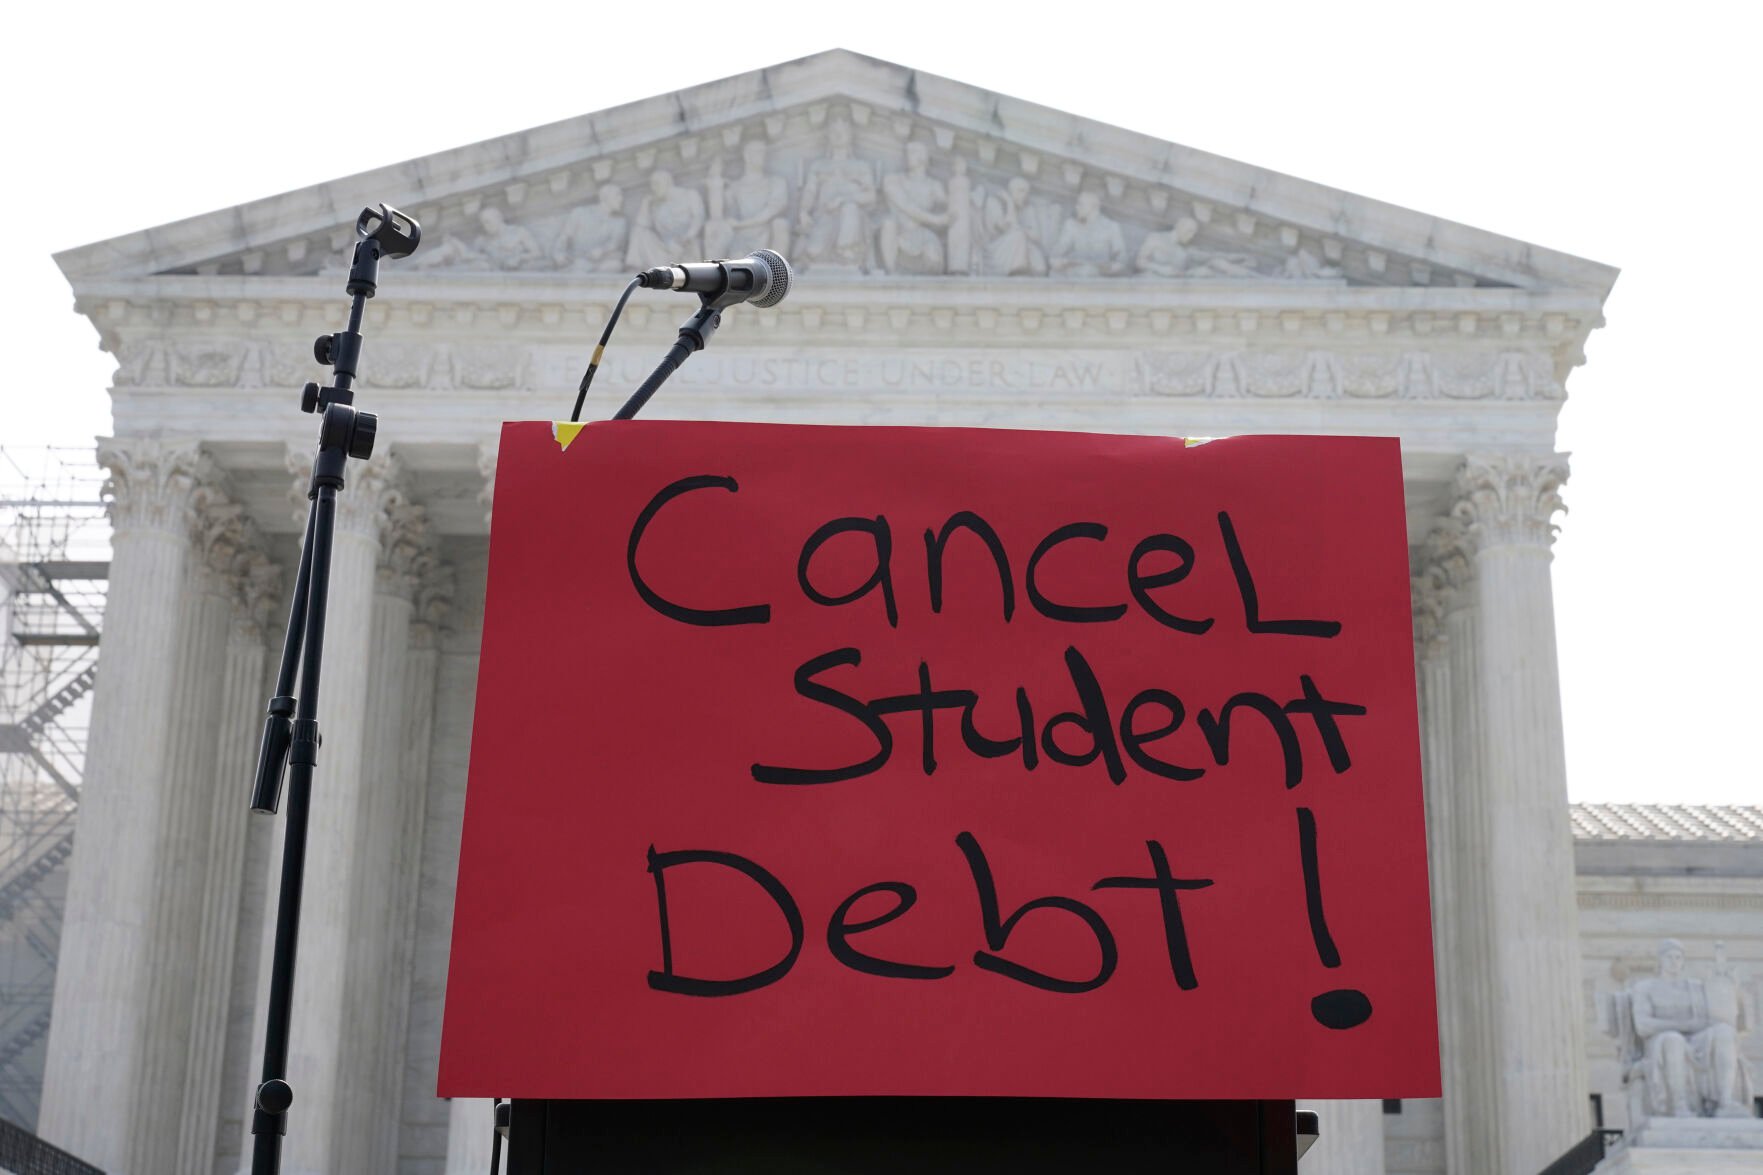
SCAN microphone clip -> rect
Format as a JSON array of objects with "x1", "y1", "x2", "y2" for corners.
[{"x1": 676, "y1": 298, "x2": 723, "y2": 351}]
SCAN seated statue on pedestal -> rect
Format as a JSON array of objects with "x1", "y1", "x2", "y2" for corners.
[{"x1": 1602, "y1": 939, "x2": 1757, "y2": 1127}]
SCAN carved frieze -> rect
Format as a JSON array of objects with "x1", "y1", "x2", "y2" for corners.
[
  {"x1": 358, "y1": 342, "x2": 435, "y2": 389},
  {"x1": 169, "y1": 345, "x2": 245, "y2": 387},
  {"x1": 172, "y1": 101, "x2": 1485, "y2": 289},
  {"x1": 112, "y1": 331, "x2": 1570, "y2": 405},
  {"x1": 1135, "y1": 349, "x2": 1563, "y2": 401},
  {"x1": 113, "y1": 339, "x2": 168, "y2": 387}
]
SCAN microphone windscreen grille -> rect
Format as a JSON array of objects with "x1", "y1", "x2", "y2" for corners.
[{"x1": 752, "y1": 249, "x2": 793, "y2": 308}]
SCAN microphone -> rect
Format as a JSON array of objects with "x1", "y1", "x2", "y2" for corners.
[{"x1": 635, "y1": 249, "x2": 793, "y2": 309}]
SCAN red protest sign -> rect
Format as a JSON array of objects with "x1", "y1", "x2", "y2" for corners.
[{"x1": 439, "y1": 421, "x2": 1438, "y2": 1101}]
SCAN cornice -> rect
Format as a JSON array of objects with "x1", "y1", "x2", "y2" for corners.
[
  {"x1": 70, "y1": 272, "x2": 1611, "y2": 313},
  {"x1": 74, "y1": 277, "x2": 1604, "y2": 362}
]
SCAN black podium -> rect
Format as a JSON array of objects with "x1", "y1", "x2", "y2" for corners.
[{"x1": 508, "y1": 1097, "x2": 1307, "y2": 1173}]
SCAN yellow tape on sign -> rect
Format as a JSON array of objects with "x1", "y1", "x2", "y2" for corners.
[{"x1": 552, "y1": 421, "x2": 589, "y2": 451}]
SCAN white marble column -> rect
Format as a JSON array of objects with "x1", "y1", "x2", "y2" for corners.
[
  {"x1": 1457, "y1": 453, "x2": 1588, "y2": 1173},
  {"x1": 1411, "y1": 568, "x2": 1458, "y2": 1169},
  {"x1": 1418, "y1": 522, "x2": 1504, "y2": 1174},
  {"x1": 257, "y1": 449, "x2": 400, "y2": 1175},
  {"x1": 131, "y1": 481, "x2": 243, "y2": 1174},
  {"x1": 387, "y1": 553, "x2": 451, "y2": 1165},
  {"x1": 215, "y1": 752, "x2": 276, "y2": 1175},
  {"x1": 439, "y1": 480, "x2": 495, "y2": 1175},
  {"x1": 334, "y1": 500, "x2": 439, "y2": 1172},
  {"x1": 176, "y1": 534, "x2": 279, "y2": 1173},
  {"x1": 1298, "y1": 1099, "x2": 1385, "y2": 1175},
  {"x1": 41, "y1": 439, "x2": 210, "y2": 1172}
]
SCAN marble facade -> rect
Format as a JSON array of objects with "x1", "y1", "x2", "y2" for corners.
[{"x1": 42, "y1": 50, "x2": 1630, "y2": 1174}]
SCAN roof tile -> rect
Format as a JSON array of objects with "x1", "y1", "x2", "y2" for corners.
[{"x1": 1570, "y1": 804, "x2": 1763, "y2": 842}]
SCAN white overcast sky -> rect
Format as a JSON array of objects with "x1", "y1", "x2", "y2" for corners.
[{"x1": 4, "y1": 2, "x2": 1757, "y2": 805}]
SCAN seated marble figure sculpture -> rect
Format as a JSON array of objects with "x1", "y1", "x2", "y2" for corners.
[{"x1": 1604, "y1": 938, "x2": 1756, "y2": 1124}]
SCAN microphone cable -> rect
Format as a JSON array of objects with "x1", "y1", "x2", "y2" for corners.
[{"x1": 569, "y1": 275, "x2": 643, "y2": 422}]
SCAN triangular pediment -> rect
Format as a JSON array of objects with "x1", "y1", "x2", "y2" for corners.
[{"x1": 55, "y1": 50, "x2": 1615, "y2": 298}]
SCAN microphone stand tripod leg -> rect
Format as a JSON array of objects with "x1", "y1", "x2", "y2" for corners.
[{"x1": 249, "y1": 428, "x2": 357, "y2": 1174}]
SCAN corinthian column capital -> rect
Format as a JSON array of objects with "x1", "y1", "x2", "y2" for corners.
[
  {"x1": 477, "y1": 437, "x2": 498, "y2": 530},
  {"x1": 235, "y1": 553, "x2": 285, "y2": 641},
  {"x1": 411, "y1": 545, "x2": 457, "y2": 649},
  {"x1": 1453, "y1": 453, "x2": 1570, "y2": 551},
  {"x1": 97, "y1": 436, "x2": 208, "y2": 535},
  {"x1": 189, "y1": 468, "x2": 283, "y2": 635},
  {"x1": 1408, "y1": 515, "x2": 1475, "y2": 658},
  {"x1": 1411, "y1": 574, "x2": 1449, "y2": 655},
  {"x1": 377, "y1": 498, "x2": 433, "y2": 601}
]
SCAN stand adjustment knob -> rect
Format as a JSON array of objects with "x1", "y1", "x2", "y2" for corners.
[
  {"x1": 349, "y1": 412, "x2": 378, "y2": 460},
  {"x1": 256, "y1": 1078, "x2": 294, "y2": 1114},
  {"x1": 313, "y1": 334, "x2": 336, "y2": 365},
  {"x1": 300, "y1": 382, "x2": 322, "y2": 413}
]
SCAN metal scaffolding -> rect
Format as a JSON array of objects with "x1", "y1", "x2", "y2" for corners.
[{"x1": 0, "y1": 448, "x2": 107, "y2": 1130}]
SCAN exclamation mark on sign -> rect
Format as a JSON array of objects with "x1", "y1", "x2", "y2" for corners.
[{"x1": 1298, "y1": 807, "x2": 1373, "y2": 1029}]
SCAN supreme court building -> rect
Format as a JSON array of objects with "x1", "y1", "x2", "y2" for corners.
[{"x1": 31, "y1": 50, "x2": 1763, "y2": 1175}]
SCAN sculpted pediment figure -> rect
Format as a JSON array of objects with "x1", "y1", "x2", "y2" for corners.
[
  {"x1": 979, "y1": 176, "x2": 1049, "y2": 277},
  {"x1": 878, "y1": 141, "x2": 949, "y2": 275},
  {"x1": 1135, "y1": 217, "x2": 1262, "y2": 279},
  {"x1": 625, "y1": 170, "x2": 705, "y2": 269},
  {"x1": 554, "y1": 183, "x2": 629, "y2": 273},
  {"x1": 406, "y1": 207, "x2": 541, "y2": 272},
  {"x1": 796, "y1": 114, "x2": 877, "y2": 271},
  {"x1": 704, "y1": 140, "x2": 791, "y2": 260},
  {"x1": 1050, "y1": 190, "x2": 1127, "y2": 277}
]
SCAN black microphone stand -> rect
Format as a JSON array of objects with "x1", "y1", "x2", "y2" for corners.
[
  {"x1": 613, "y1": 299, "x2": 721, "y2": 420},
  {"x1": 245, "y1": 205, "x2": 420, "y2": 1175}
]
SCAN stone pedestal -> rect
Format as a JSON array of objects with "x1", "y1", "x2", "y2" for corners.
[
  {"x1": 1296, "y1": 1099, "x2": 1385, "y2": 1174},
  {"x1": 1595, "y1": 1120, "x2": 1763, "y2": 1173},
  {"x1": 446, "y1": 1097, "x2": 498, "y2": 1174}
]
